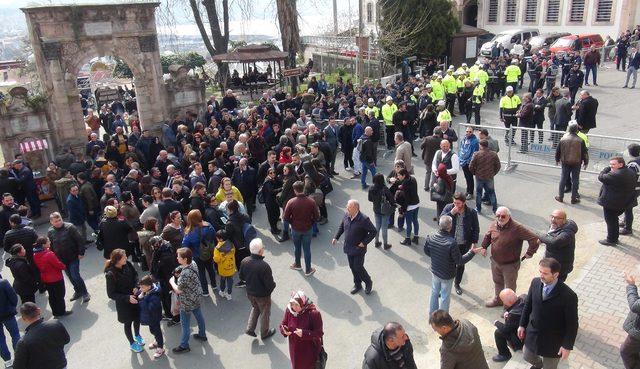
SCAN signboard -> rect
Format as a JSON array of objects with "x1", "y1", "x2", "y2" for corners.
[
  {"x1": 282, "y1": 67, "x2": 303, "y2": 78},
  {"x1": 95, "y1": 87, "x2": 121, "y2": 106},
  {"x1": 466, "y1": 37, "x2": 477, "y2": 59},
  {"x1": 84, "y1": 22, "x2": 113, "y2": 36}
]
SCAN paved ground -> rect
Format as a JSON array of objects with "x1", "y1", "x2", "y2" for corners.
[{"x1": 3, "y1": 65, "x2": 639, "y2": 369}]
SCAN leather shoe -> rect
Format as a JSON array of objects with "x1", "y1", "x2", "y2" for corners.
[
  {"x1": 400, "y1": 238, "x2": 412, "y2": 245},
  {"x1": 571, "y1": 198, "x2": 580, "y2": 204},
  {"x1": 485, "y1": 298, "x2": 503, "y2": 308},
  {"x1": 492, "y1": 354, "x2": 511, "y2": 362},
  {"x1": 454, "y1": 284, "x2": 462, "y2": 295},
  {"x1": 554, "y1": 196, "x2": 563, "y2": 203},
  {"x1": 375, "y1": 241, "x2": 382, "y2": 248},
  {"x1": 277, "y1": 233, "x2": 290, "y2": 242},
  {"x1": 599, "y1": 239, "x2": 618, "y2": 246},
  {"x1": 383, "y1": 243, "x2": 392, "y2": 250},
  {"x1": 620, "y1": 229, "x2": 633, "y2": 235},
  {"x1": 364, "y1": 283, "x2": 373, "y2": 295},
  {"x1": 350, "y1": 285, "x2": 362, "y2": 294},
  {"x1": 245, "y1": 330, "x2": 257, "y2": 337},
  {"x1": 261, "y1": 328, "x2": 276, "y2": 340}
]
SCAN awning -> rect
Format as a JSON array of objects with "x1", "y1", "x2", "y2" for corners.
[{"x1": 20, "y1": 139, "x2": 48, "y2": 153}]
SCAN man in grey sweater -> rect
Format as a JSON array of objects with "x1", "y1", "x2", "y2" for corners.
[{"x1": 424, "y1": 215, "x2": 481, "y2": 314}]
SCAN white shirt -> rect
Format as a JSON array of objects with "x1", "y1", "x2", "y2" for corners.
[{"x1": 431, "y1": 150, "x2": 460, "y2": 175}]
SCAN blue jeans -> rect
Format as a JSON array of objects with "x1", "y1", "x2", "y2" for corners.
[
  {"x1": 179, "y1": 307, "x2": 206, "y2": 348},
  {"x1": 282, "y1": 220, "x2": 290, "y2": 235},
  {"x1": 405, "y1": 207, "x2": 419, "y2": 238},
  {"x1": 220, "y1": 276, "x2": 233, "y2": 294},
  {"x1": 585, "y1": 65, "x2": 597, "y2": 84},
  {"x1": 429, "y1": 273, "x2": 454, "y2": 314},
  {"x1": 0, "y1": 316, "x2": 19, "y2": 361},
  {"x1": 476, "y1": 178, "x2": 497, "y2": 213},
  {"x1": 361, "y1": 161, "x2": 376, "y2": 187},
  {"x1": 65, "y1": 258, "x2": 88, "y2": 296},
  {"x1": 374, "y1": 213, "x2": 390, "y2": 244},
  {"x1": 292, "y1": 229, "x2": 313, "y2": 273}
]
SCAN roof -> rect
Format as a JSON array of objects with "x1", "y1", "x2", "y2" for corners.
[
  {"x1": 452, "y1": 25, "x2": 490, "y2": 38},
  {"x1": 212, "y1": 45, "x2": 288, "y2": 63}
]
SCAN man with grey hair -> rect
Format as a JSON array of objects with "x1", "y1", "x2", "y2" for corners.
[
  {"x1": 555, "y1": 122, "x2": 588, "y2": 204},
  {"x1": 239, "y1": 238, "x2": 276, "y2": 340},
  {"x1": 332, "y1": 199, "x2": 377, "y2": 295},
  {"x1": 574, "y1": 89, "x2": 598, "y2": 134},
  {"x1": 425, "y1": 215, "x2": 479, "y2": 314},
  {"x1": 551, "y1": 88, "x2": 573, "y2": 146}
]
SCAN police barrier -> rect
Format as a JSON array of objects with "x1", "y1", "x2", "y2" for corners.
[{"x1": 456, "y1": 123, "x2": 640, "y2": 174}]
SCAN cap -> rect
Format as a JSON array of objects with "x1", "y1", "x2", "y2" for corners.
[
  {"x1": 437, "y1": 100, "x2": 445, "y2": 106},
  {"x1": 426, "y1": 84, "x2": 432, "y2": 88},
  {"x1": 506, "y1": 86, "x2": 514, "y2": 92},
  {"x1": 511, "y1": 59, "x2": 518, "y2": 64},
  {"x1": 413, "y1": 87, "x2": 420, "y2": 92},
  {"x1": 462, "y1": 63, "x2": 468, "y2": 67},
  {"x1": 386, "y1": 96, "x2": 393, "y2": 102},
  {"x1": 475, "y1": 60, "x2": 481, "y2": 65},
  {"x1": 431, "y1": 73, "x2": 438, "y2": 77},
  {"x1": 308, "y1": 88, "x2": 314, "y2": 93},
  {"x1": 473, "y1": 77, "x2": 479, "y2": 82},
  {"x1": 448, "y1": 65, "x2": 454, "y2": 70},
  {"x1": 368, "y1": 97, "x2": 374, "y2": 103}
]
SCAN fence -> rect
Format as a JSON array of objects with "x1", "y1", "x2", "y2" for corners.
[{"x1": 455, "y1": 123, "x2": 640, "y2": 174}]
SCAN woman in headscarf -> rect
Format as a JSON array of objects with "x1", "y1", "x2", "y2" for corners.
[
  {"x1": 430, "y1": 163, "x2": 455, "y2": 221},
  {"x1": 279, "y1": 291, "x2": 324, "y2": 369}
]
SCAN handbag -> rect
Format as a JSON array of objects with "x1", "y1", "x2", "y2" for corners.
[
  {"x1": 257, "y1": 185, "x2": 265, "y2": 204},
  {"x1": 380, "y1": 190, "x2": 394, "y2": 216},
  {"x1": 170, "y1": 291, "x2": 181, "y2": 316},
  {"x1": 315, "y1": 346, "x2": 328, "y2": 369}
]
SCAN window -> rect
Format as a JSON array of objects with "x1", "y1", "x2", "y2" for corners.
[
  {"x1": 524, "y1": 0, "x2": 537, "y2": 21},
  {"x1": 546, "y1": 0, "x2": 561, "y2": 22},
  {"x1": 505, "y1": 0, "x2": 517, "y2": 22},
  {"x1": 488, "y1": 0, "x2": 499, "y2": 22},
  {"x1": 366, "y1": 2, "x2": 373, "y2": 23},
  {"x1": 569, "y1": 0, "x2": 585, "y2": 22},
  {"x1": 595, "y1": 0, "x2": 613, "y2": 21}
]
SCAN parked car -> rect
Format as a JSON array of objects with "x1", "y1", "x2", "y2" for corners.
[
  {"x1": 546, "y1": 34, "x2": 605, "y2": 57},
  {"x1": 526, "y1": 33, "x2": 571, "y2": 55},
  {"x1": 479, "y1": 28, "x2": 539, "y2": 58}
]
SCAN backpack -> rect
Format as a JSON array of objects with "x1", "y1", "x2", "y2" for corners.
[
  {"x1": 380, "y1": 189, "x2": 394, "y2": 216},
  {"x1": 199, "y1": 227, "x2": 216, "y2": 261},
  {"x1": 242, "y1": 222, "x2": 257, "y2": 250}
]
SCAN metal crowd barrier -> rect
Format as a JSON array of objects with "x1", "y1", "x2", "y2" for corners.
[{"x1": 455, "y1": 123, "x2": 640, "y2": 175}]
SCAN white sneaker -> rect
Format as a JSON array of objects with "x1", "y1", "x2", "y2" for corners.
[
  {"x1": 5, "y1": 359, "x2": 13, "y2": 368},
  {"x1": 225, "y1": 292, "x2": 232, "y2": 301},
  {"x1": 218, "y1": 290, "x2": 226, "y2": 298},
  {"x1": 345, "y1": 167, "x2": 353, "y2": 172}
]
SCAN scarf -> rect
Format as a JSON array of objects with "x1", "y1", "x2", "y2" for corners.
[{"x1": 287, "y1": 290, "x2": 314, "y2": 317}]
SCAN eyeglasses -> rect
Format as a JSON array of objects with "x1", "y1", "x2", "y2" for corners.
[
  {"x1": 550, "y1": 215, "x2": 565, "y2": 219},
  {"x1": 495, "y1": 214, "x2": 508, "y2": 219}
]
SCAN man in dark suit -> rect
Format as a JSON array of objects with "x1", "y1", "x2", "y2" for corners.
[
  {"x1": 518, "y1": 258, "x2": 578, "y2": 369},
  {"x1": 598, "y1": 156, "x2": 637, "y2": 245},
  {"x1": 492, "y1": 288, "x2": 525, "y2": 362},
  {"x1": 551, "y1": 89, "x2": 573, "y2": 146},
  {"x1": 323, "y1": 117, "x2": 340, "y2": 175},
  {"x1": 624, "y1": 47, "x2": 640, "y2": 88},
  {"x1": 232, "y1": 158, "x2": 258, "y2": 218},
  {"x1": 574, "y1": 90, "x2": 598, "y2": 133}
]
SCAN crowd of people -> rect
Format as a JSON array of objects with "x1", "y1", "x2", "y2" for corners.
[{"x1": 0, "y1": 45, "x2": 637, "y2": 369}]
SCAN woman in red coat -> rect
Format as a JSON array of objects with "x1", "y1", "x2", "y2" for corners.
[
  {"x1": 32, "y1": 236, "x2": 71, "y2": 318},
  {"x1": 279, "y1": 291, "x2": 324, "y2": 369}
]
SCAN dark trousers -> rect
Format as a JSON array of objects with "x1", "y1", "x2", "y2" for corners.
[
  {"x1": 461, "y1": 165, "x2": 474, "y2": 195},
  {"x1": 235, "y1": 247, "x2": 251, "y2": 281},
  {"x1": 531, "y1": 118, "x2": 544, "y2": 143},
  {"x1": 266, "y1": 203, "x2": 281, "y2": 232},
  {"x1": 124, "y1": 319, "x2": 141, "y2": 344},
  {"x1": 618, "y1": 54, "x2": 628, "y2": 71},
  {"x1": 65, "y1": 259, "x2": 88, "y2": 297},
  {"x1": 455, "y1": 243, "x2": 471, "y2": 286},
  {"x1": 585, "y1": 65, "x2": 598, "y2": 84},
  {"x1": 446, "y1": 93, "x2": 456, "y2": 114},
  {"x1": 26, "y1": 190, "x2": 41, "y2": 217},
  {"x1": 343, "y1": 147, "x2": 354, "y2": 168},
  {"x1": 46, "y1": 280, "x2": 66, "y2": 316},
  {"x1": 569, "y1": 87, "x2": 579, "y2": 105},
  {"x1": 604, "y1": 207, "x2": 625, "y2": 242},
  {"x1": 194, "y1": 258, "x2": 216, "y2": 292},
  {"x1": 458, "y1": 94, "x2": 467, "y2": 114},
  {"x1": 17, "y1": 292, "x2": 35, "y2": 305},
  {"x1": 621, "y1": 334, "x2": 640, "y2": 369},
  {"x1": 159, "y1": 280, "x2": 178, "y2": 321},
  {"x1": 385, "y1": 126, "x2": 395, "y2": 149},
  {"x1": 494, "y1": 322, "x2": 522, "y2": 357},
  {"x1": 148, "y1": 322, "x2": 164, "y2": 348},
  {"x1": 347, "y1": 253, "x2": 371, "y2": 287},
  {"x1": 558, "y1": 164, "x2": 581, "y2": 200},
  {"x1": 503, "y1": 118, "x2": 517, "y2": 143},
  {"x1": 329, "y1": 149, "x2": 337, "y2": 173},
  {"x1": 519, "y1": 124, "x2": 532, "y2": 152},
  {"x1": 624, "y1": 206, "x2": 636, "y2": 232}
]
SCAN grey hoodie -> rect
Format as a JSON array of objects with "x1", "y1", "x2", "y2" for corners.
[{"x1": 439, "y1": 319, "x2": 489, "y2": 369}]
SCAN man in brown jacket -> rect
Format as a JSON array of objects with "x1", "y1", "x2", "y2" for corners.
[
  {"x1": 421, "y1": 127, "x2": 443, "y2": 190},
  {"x1": 394, "y1": 132, "x2": 413, "y2": 174},
  {"x1": 555, "y1": 122, "x2": 588, "y2": 204},
  {"x1": 479, "y1": 206, "x2": 540, "y2": 307},
  {"x1": 469, "y1": 140, "x2": 502, "y2": 213}
]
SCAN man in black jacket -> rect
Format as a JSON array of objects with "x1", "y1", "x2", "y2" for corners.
[
  {"x1": 492, "y1": 288, "x2": 526, "y2": 362},
  {"x1": 574, "y1": 90, "x2": 598, "y2": 133},
  {"x1": 239, "y1": 238, "x2": 276, "y2": 340},
  {"x1": 13, "y1": 302, "x2": 70, "y2": 369},
  {"x1": 518, "y1": 258, "x2": 578, "y2": 369},
  {"x1": 537, "y1": 209, "x2": 577, "y2": 282},
  {"x1": 362, "y1": 322, "x2": 417, "y2": 369},
  {"x1": 47, "y1": 212, "x2": 90, "y2": 303},
  {"x1": 232, "y1": 158, "x2": 258, "y2": 218},
  {"x1": 332, "y1": 200, "x2": 377, "y2": 295},
  {"x1": 360, "y1": 127, "x2": 377, "y2": 189},
  {"x1": 0, "y1": 193, "x2": 17, "y2": 246},
  {"x1": 3, "y1": 214, "x2": 37, "y2": 261},
  {"x1": 598, "y1": 156, "x2": 637, "y2": 245},
  {"x1": 425, "y1": 215, "x2": 477, "y2": 314}
]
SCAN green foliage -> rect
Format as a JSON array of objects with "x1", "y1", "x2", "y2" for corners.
[
  {"x1": 160, "y1": 52, "x2": 207, "y2": 74},
  {"x1": 378, "y1": 0, "x2": 459, "y2": 61},
  {"x1": 25, "y1": 93, "x2": 48, "y2": 113},
  {"x1": 261, "y1": 41, "x2": 280, "y2": 51},
  {"x1": 113, "y1": 59, "x2": 133, "y2": 79},
  {"x1": 335, "y1": 67, "x2": 347, "y2": 77},
  {"x1": 229, "y1": 40, "x2": 248, "y2": 51}
]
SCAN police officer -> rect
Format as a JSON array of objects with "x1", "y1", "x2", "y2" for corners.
[
  {"x1": 544, "y1": 60, "x2": 559, "y2": 96},
  {"x1": 487, "y1": 61, "x2": 500, "y2": 101},
  {"x1": 443, "y1": 66, "x2": 458, "y2": 116},
  {"x1": 499, "y1": 86, "x2": 521, "y2": 145},
  {"x1": 456, "y1": 71, "x2": 468, "y2": 115},
  {"x1": 436, "y1": 100, "x2": 452, "y2": 125},
  {"x1": 566, "y1": 64, "x2": 584, "y2": 104},
  {"x1": 381, "y1": 96, "x2": 398, "y2": 150},
  {"x1": 469, "y1": 78, "x2": 484, "y2": 126},
  {"x1": 505, "y1": 59, "x2": 521, "y2": 93}
]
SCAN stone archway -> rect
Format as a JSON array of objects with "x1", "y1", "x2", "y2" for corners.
[{"x1": 21, "y1": 3, "x2": 167, "y2": 150}]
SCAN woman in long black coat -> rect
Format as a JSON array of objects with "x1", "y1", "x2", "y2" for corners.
[
  {"x1": 338, "y1": 119, "x2": 355, "y2": 170},
  {"x1": 261, "y1": 168, "x2": 283, "y2": 234},
  {"x1": 105, "y1": 248, "x2": 143, "y2": 352},
  {"x1": 96, "y1": 206, "x2": 134, "y2": 259}
]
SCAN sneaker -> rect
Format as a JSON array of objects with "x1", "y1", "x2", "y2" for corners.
[
  {"x1": 245, "y1": 330, "x2": 257, "y2": 337},
  {"x1": 153, "y1": 348, "x2": 165, "y2": 358},
  {"x1": 219, "y1": 290, "x2": 227, "y2": 298},
  {"x1": 400, "y1": 238, "x2": 411, "y2": 246},
  {"x1": 4, "y1": 359, "x2": 13, "y2": 368},
  {"x1": 225, "y1": 292, "x2": 232, "y2": 301},
  {"x1": 305, "y1": 268, "x2": 316, "y2": 277},
  {"x1": 172, "y1": 346, "x2": 190, "y2": 354},
  {"x1": 261, "y1": 328, "x2": 276, "y2": 340},
  {"x1": 134, "y1": 335, "x2": 145, "y2": 346},
  {"x1": 465, "y1": 193, "x2": 472, "y2": 200},
  {"x1": 290, "y1": 263, "x2": 302, "y2": 271},
  {"x1": 236, "y1": 281, "x2": 246, "y2": 288},
  {"x1": 383, "y1": 243, "x2": 392, "y2": 250},
  {"x1": 202, "y1": 292, "x2": 210, "y2": 297},
  {"x1": 192, "y1": 333, "x2": 207, "y2": 341},
  {"x1": 130, "y1": 342, "x2": 144, "y2": 353},
  {"x1": 149, "y1": 342, "x2": 158, "y2": 349},
  {"x1": 69, "y1": 293, "x2": 81, "y2": 302},
  {"x1": 82, "y1": 294, "x2": 91, "y2": 303},
  {"x1": 167, "y1": 319, "x2": 180, "y2": 327}
]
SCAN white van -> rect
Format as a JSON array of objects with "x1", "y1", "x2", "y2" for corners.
[{"x1": 479, "y1": 28, "x2": 540, "y2": 57}]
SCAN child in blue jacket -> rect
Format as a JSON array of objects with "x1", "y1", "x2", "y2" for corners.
[{"x1": 138, "y1": 275, "x2": 164, "y2": 358}]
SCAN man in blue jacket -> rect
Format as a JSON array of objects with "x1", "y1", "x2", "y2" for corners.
[
  {"x1": 0, "y1": 277, "x2": 20, "y2": 367},
  {"x1": 458, "y1": 127, "x2": 480, "y2": 199},
  {"x1": 332, "y1": 200, "x2": 377, "y2": 295}
]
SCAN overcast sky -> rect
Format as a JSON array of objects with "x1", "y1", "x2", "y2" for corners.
[{"x1": 1, "y1": 0, "x2": 360, "y2": 37}]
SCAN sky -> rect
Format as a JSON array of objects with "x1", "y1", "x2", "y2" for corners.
[{"x1": 0, "y1": 0, "x2": 360, "y2": 37}]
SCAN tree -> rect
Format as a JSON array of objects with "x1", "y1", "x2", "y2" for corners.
[
  {"x1": 276, "y1": 0, "x2": 301, "y2": 95},
  {"x1": 159, "y1": 52, "x2": 207, "y2": 74},
  {"x1": 377, "y1": 0, "x2": 459, "y2": 69},
  {"x1": 229, "y1": 40, "x2": 248, "y2": 52},
  {"x1": 113, "y1": 58, "x2": 133, "y2": 79}
]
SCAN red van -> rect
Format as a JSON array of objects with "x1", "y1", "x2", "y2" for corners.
[{"x1": 547, "y1": 34, "x2": 605, "y2": 57}]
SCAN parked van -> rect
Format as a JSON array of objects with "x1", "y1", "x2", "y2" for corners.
[
  {"x1": 479, "y1": 28, "x2": 540, "y2": 57},
  {"x1": 546, "y1": 34, "x2": 605, "y2": 57},
  {"x1": 527, "y1": 33, "x2": 571, "y2": 55}
]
